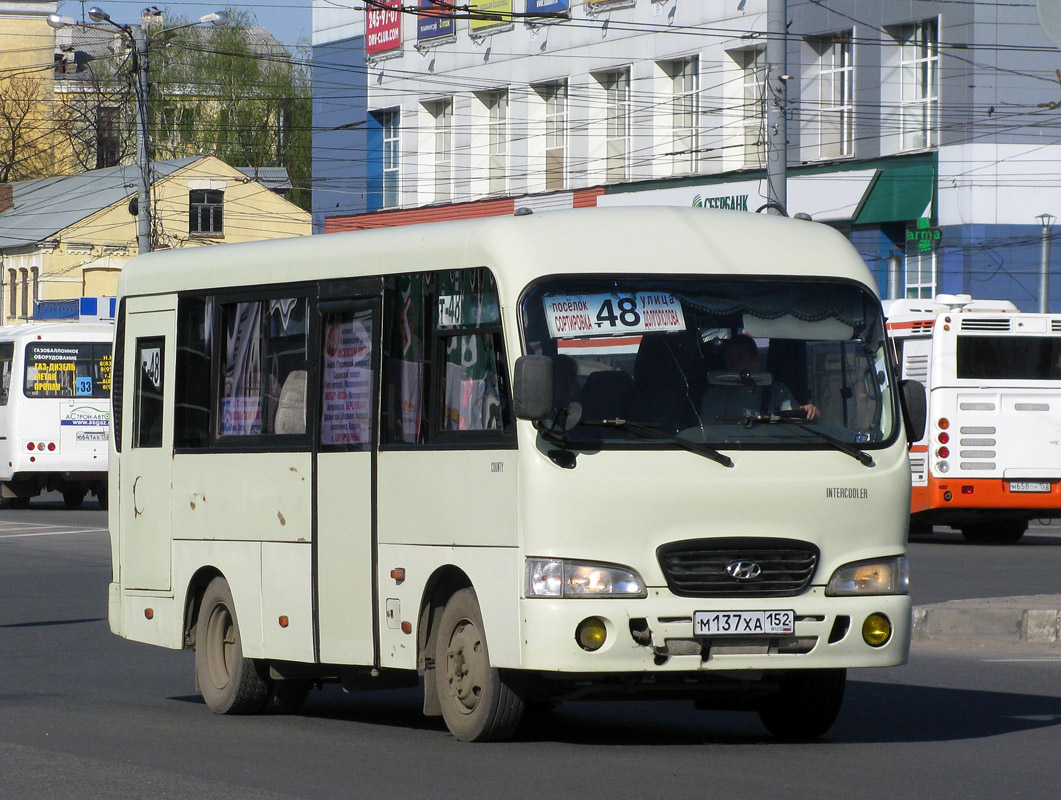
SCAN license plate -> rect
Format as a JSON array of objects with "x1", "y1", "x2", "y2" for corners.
[
  {"x1": 1009, "y1": 481, "x2": 1051, "y2": 493},
  {"x1": 693, "y1": 610, "x2": 795, "y2": 637}
]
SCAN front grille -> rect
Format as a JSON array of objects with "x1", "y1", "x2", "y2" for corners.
[{"x1": 657, "y1": 538, "x2": 819, "y2": 598}]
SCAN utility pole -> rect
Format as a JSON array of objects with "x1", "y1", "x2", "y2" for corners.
[
  {"x1": 131, "y1": 23, "x2": 151, "y2": 255},
  {"x1": 765, "y1": 0, "x2": 787, "y2": 215},
  {"x1": 1038, "y1": 213, "x2": 1055, "y2": 313}
]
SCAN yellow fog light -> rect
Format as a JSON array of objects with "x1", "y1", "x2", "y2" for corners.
[
  {"x1": 862, "y1": 613, "x2": 892, "y2": 647},
  {"x1": 576, "y1": 617, "x2": 608, "y2": 651}
]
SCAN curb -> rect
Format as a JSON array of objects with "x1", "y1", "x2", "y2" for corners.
[{"x1": 912, "y1": 595, "x2": 1061, "y2": 645}]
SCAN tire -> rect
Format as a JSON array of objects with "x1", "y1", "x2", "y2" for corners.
[
  {"x1": 8, "y1": 496, "x2": 31, "y2": 510},
  {"x1": 266, "y1": 679, "x2": 312, "y2": 714},
  {"x1": 63, "y1": 489, "x2": 86, "y2": 509},
  {"x1": 194, "y1": 577, "x2": 270, "y2": 715},
  {"x1": 758, "y1": 669, "x2": 846, "y2": 740},
  {"x1": 961, "y1": 521, "x2": 1026, "y2": 544},
  {"x1": 434, "y1": 587, "x2": 525, "y2": 742}
]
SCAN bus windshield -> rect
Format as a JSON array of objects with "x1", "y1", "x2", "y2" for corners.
[{"x1": 521, "y1": 277, "x2": 897, "y2": 448}]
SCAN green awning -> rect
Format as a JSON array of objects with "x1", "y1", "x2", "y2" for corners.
[{"x1": 853, "y1": 163, "x2": 935, "y2": 225}]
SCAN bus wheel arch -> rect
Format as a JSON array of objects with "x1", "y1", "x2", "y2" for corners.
[
  {"x1": 193, "y1": 574, "x2": 271, "y2": 714},
  {"x1": 432, "y1": 586, "x2": 526, "y2": 741},
  {"x1": 183, "y1": 566, "x2": 224, "y2": 649},
  {"x1": 417, "y1": 566, "x2": 472, "y2": 717}
]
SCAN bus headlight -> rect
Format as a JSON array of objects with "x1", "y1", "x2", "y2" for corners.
[
  {"x1": 826, "y1": 556, "x2": 909, "y2": 596},
  {"x1": 526, "y1": 559, "x2": 646, "y2": 598}
]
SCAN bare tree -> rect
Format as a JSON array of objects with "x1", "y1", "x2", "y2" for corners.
[{"x1": 0, "y1": 75, "x2": 54, "y2": 181}]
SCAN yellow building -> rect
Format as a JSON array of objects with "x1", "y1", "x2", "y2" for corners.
[
  {"x1": 0, "y1": 155, "x2": 311, "y2": 324},
  {"x1": 0, "y1": 0, "x2": 65, "y2": 180}
]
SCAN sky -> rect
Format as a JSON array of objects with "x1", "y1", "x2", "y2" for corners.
[{"x1": 57, "y1": 0, "x2": 313, "y2": 47}]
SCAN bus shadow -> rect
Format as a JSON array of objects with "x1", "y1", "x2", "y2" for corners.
[
  {"x1": 172, "y1": 678, "x2": 1061, "y2": 746},
  {"x1": 909, "y1": 530, "x2": 1061, "y2": 547}
]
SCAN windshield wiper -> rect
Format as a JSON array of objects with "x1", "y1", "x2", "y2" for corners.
[
  {"x1": 589, "y1": 418, "x2": 734, "y2": 468},
  {"x1": 732, "y1": 413, "x2": 875, "y2": 467}
]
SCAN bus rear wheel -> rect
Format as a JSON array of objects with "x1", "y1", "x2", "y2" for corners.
[
  {"x1": 434, "y1": 587, "x2": 525, "y2": 742},
  {"x1": 194, "y1": 577, "x2": 270, "y2": 715},
  {"x1": 960, "y1": 521, "x2": 1026, "y2": 544},
  {"x1": 758, "y1": 669, "x2": 846, "y2": 740}
]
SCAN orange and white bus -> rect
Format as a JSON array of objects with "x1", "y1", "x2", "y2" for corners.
[{"x1": 885, "y1": 294, "x2": 1061, "y2": 543}]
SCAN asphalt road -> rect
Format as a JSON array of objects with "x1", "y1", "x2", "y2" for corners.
[{"x1": 1, "y1": 503, "x2": 1060, "y2": 799}]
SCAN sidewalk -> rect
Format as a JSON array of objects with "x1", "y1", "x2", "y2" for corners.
[{"x1": 913, "y1": 595, "x2": 1061, "y2": 645}]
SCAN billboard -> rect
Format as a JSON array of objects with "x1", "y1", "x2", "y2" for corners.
[
  {"x1": 470, "y1": 0, "x2": 512, "y2": 34},
  {"x1": 366, "y1": 0, "x2": 402, "y2": 57},
  {"x1": 527, "y1": 0, "x2": 569, "y2": 13},
  {"x1": 417, "y1": 0, "x2": 455, "y2": 44}
]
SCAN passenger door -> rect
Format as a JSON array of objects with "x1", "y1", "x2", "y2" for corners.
[
  {"x1": 314, "y1": 287, "x2": 381, "y2": 665},
  {"x1": 118, "y1": 307, "x2": 174, "y2": 591}
]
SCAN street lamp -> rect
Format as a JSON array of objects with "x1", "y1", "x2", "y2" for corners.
[
  {"x1": 48, "y1": 8, "x2": 229, "y2": 255},
  {"x1": 1037, "y1": 213, "x2": 1055, "y2": 314}
]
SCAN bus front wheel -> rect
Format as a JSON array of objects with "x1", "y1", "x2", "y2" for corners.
[
  {"x1": 194, "y1": 577, "x2": 270, "y2": 715},
  {"x1": 434, "y1": 587, "x2": 525, "y2": 742},
  {"x1": 757, "y1": 669, "x2": 846, "y2": 740}
]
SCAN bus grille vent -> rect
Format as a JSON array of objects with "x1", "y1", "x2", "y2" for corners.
[
  {"x1": 657, "y1": 538, "x2": 819, "y2": 598},
  {"x1": 960, "y1": 318, "x2": 1011, "y2": 331},
  {"x1": 1053, "y1": 320, "x2": 1061, "y2": 333}
]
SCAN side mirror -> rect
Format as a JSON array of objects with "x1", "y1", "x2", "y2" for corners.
[
  {"x1": 513, "y1": 355, "x2": 554, "y2": 421},
  {"x1": 900, "y1": 379, "x2": 927, "y2": 444}
]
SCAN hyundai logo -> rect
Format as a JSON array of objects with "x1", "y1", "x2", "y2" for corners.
[{"x1": 726, "y1": 560, "x2": 763, "y2": 581}]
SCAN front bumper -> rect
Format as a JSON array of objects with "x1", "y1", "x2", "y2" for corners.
[{"x1": 518, "y1": 586, "x2": 911, "y2": 673}]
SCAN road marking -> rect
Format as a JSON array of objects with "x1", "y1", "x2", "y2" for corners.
[
  {"x1": 983, "y1": 658, "x2": 1061, "y2": 663},
  {"x1": 0, "y1": 527, "x2": 108, "y2": 539}
]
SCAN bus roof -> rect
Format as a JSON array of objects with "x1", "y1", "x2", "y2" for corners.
[
  {"x1": 0, "y1": 321, "x2": 114, "y2": 341},
  {"x1": 116, "y1": 207, "x2": 876, "y2": 301}
]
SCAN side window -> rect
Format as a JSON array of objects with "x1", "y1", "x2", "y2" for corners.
[
  {"x1": 175, "y1": 296, "x2": 212, "y2": 448},
  {"x1": 381, "y1": 275, "x2": 426, "y2": 444},
  {"x1": 219, "y1": 297, "x2": 308, "y2": 438},
  {"x1": 435, "y1": 269, "x2": 509, "y2": 437},
  {"x1": 320, "y1": 303, "x2": 377, "y2": 449},
  {"x1": 134, "y1": 337, "x2": 165, "y2": 449},
  {"x1": 381, "y1": 268, "x2": 511, "y2": 445},
  {"x1": 0, "y1": 342, "x2": 12, "y2": 405}
]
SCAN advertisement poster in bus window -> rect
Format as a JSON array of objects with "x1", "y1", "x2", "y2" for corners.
[
  {"x1": 366, "y1": 0, "x2": 402, "y2": 58},
  {"x1": 25, "y1": 343, "x2": 111, "y2": 398},
  {"x1": 470, "y1": 0, "x2": 512, "y2": 34},
  {"x1": 221, "y1": 302, "x2": 263, "y2": 436},
  {"x1": 322, "y1": 311, "x2": 375, "y2": 446},
  {"x1": 417, "y1": 0, "x2": 455, "y2": 43}
]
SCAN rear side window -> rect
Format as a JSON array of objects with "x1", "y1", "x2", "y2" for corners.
[{"x1": 0, "y1": 342, "x2": 12, "y2": 405}]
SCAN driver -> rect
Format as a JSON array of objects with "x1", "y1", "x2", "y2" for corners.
[{"x1": 700, "y1": 334, "x2": 820, "y2": 422}]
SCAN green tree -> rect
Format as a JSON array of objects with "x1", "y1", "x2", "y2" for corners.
[{"x1": 147, "y1": 10, "x2": 311, "y2": 209}]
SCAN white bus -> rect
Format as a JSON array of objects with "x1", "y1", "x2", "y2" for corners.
[
  {"x1": 108, "y1": 208, "x2": 924, "y2": 741},
  {"x1": 885, "y1": 294, "x2": 1061, "y2": 543},
  {"x1": 0, "y1": 322, "x2": 113, "y2": 509}
]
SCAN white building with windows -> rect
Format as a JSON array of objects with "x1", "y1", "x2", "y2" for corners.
[{"x1": 311, "y1": 1, "x2": 1061, "y2": 308}]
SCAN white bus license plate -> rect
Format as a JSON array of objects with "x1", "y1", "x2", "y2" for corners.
[
  {"x1": 1009, "y1": 481, "x2": 1050, "y2": 493},
  {"x1": 694, "y1": 610, "x2": 795, "y2": 637}
]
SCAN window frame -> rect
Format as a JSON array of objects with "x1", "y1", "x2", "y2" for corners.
[
  {"x1": 897, "y1": 19, "x2": 939, "y2": 152},
  {"x1": 189, "y1": 188, "x2": 224, "y2": 237},
  {"x1": 815, "y1": 33, "x2": 854, "y2": 159}
]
